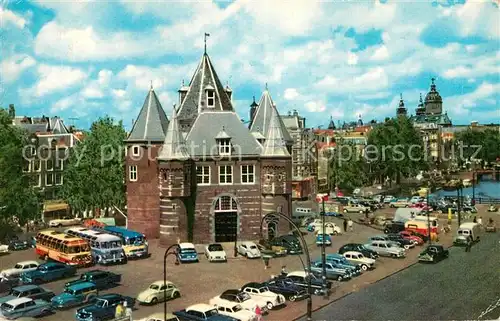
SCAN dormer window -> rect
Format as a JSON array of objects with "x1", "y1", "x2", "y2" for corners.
[
  {"x1": 219, "y1": 139, "x2": 231, "y2": 155},
  {"x1": 206, "y1": 85, "x2": 215, "y2": 108}
]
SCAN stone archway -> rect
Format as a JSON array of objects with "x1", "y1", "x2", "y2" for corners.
[{"x1": 210, "y1": 194, "x2": 241, "y2": 243}]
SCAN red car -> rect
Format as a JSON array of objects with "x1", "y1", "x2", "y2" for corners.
[
  {"x1": 399, "y1": 231, "x2": 424, "y2": 245},
  {"x1": 410, "y1": 203, "x2": 433, "y2": 212}
]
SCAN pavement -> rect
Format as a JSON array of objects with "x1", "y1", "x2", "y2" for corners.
[
  {"x1": 0, "y1": 207, "x2": 496, "y2": 321},
  {"x1": 298, "y1": 231, "x2": 500, "y2": 321}
]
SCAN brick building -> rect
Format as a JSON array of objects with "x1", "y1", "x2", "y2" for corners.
[{"x1": 125, "y1": 52, "x2": 292, "y2": 245}]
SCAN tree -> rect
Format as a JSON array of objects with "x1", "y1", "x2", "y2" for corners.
[
  {"x1": 0, "y1": 108, "x2": 41, "y2": 239},
  {"x1": 59, "y1": 117, "x2": 127, "y2": 215},
  {"x1": 455, "y1": 128, "x2": 500, "y2": 167},
  {"x1": 328, "y1": 140, "x2": 368, "y2": 192}
]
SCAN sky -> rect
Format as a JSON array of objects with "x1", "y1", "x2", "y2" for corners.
[{"x1": 0, "y1": 0, "x2": 499, "y2": 131}]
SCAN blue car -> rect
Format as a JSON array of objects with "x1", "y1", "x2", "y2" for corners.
[
  {"x1": 325, "y1": 254, "x2": 362, "y2": 276},
  {"x1": 51, "y1": 282, "x2": 98, "y2": 309},
  {"x1": 315, "y1": 234, "x2": 332, "y2": 246},
  {"x1": 20, "y1": 262, "x2": 77, "y2": 285},
  {"x1": 177, "y1": 243, "x2": 198, "y2": 263}
]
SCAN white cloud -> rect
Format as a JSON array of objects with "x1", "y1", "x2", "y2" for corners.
[
  {"x1": 347, "y1": 52, "x2": 359, "y2": 65},
  {"x1": 284, "y1": 88, "x2": 300, "y2": 100},
  {"x1": 305, "y1": 101, "x2": 326, "y2": 113},
  {"x1": 98, "y1": 70, "x2": 112, "y2": 85},
  {"x1": 81, "y1": 83, "x2": 104, "y2": 99},
  {"x1": 315, "y1": 76, "x2": 339, "y2": 88},
  {"x1": 31, "y1": 65, "x2": 88, "y2": 97},
  {"x1": 371, "y1": 45, "x2": 390, "y2": 61},
  {"x1": 112, "y1": 89, "x2": 127, "y2": 98},
  {"x1": 446, "y1": 82, "x2": 500, "y2": 109},
  {"x1": 442, "y1": 54, "x2": 500, "y2": 79},
  {"x1": 454, "y1": 1, "x2": 499, "y2": 39},
  {"x1": 0, "y1": 8, "x2": 27, "y2": 29},
  {"x1": 0, "y1": 55, "x2": 36, "y2": 83}
]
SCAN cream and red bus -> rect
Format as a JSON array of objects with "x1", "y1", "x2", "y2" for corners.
[{"x1": 35, "y1": 230, "x2": 93, "y2": 267}]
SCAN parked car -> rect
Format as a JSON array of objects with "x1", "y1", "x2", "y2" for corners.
[
  {"x1": 383, "y1": 221, "x2": 406, "y2": 234},
  {"x1": 177, "y1": 243, "x2": 199, "y2": 263},
  {"x1": 212, "y1": 300, "x2": 257, "y2": 321},
  {"x1": 0, "y1": 243, "x2": 9, "y2": 255},
  {"x1": 48, "y1": 217, "x2": 82, "y2": 227},
  {"x1": 485, "y1": 219, "x2": 496, "y2": 232},
  {"x1": 364, "y1": 241, "x2": 406, "y2": 258},
  {"x1": 173, "y1": 303, "x2": 238, "y2": 321},
  {"x1": 141, "y1": 312, "x2": 180, "y2": 321},
  {"x1": 284, "y1": 271, "x2": 331, "y2": 296},
  {"x1": 268, "y1": 235, "x2": 303, "y2": 254},
  {"x1": 0, "y1": 285, "x2": 55, "y2": 304},
  {"x1": 315, "y1": 234, "x2": 331, "y2": 246},
  {"x1": 240, "y1": 282, "x2": 286, "y2": 310},
  {"x1": 389, "y1": 198, "x2": 411, "y2": 208},
  {"x1": 385, "y1": 234, "x2": 416, "y2": 250},
  {"x1": 341, "y1": 251, "x2": 375, "y2": 271},
  {"x1": 257, "y1": 240, "x2": 287, "y2": 257},
  {"x1": 309, "y1": 261, "x2": 351, "y2": 281},
  {"x1": 263, "y1": 277, "x2": 308, "y2": 302},
  {"x1": 343, "y1": 204, "x2": 369, "y2": 214},
  {"x1": 19, "y1": 262, "x2": 77, "y2": 285},
  {"x1": 8, "y1": 240, "x2": 29, "y2": 251},
  {"x1": 418, "y1": 245, "x2": 449, "y2": 263},
  {"x1": 65, "y1": 270, "x2": 121, "y2": 290},
  {"x1": 0, "y1": 261, "x2": 39, "y2": 284},
  {"x1": 75, "y1": 293, "x2": 135, "y2": 321},
  {"x1": 137, "y1": 280, "x2": 180, "y2": 305},
  {"x1": 325, "y1": 254, "x2": 362, "y2": 276},
  {"x1": 237, "y1": 242, "x2": 261, "y2": 259},
  {"x1": 410, "y1": 196, "x2": 423, "y2": 204},
  {"x1": 383, "y1": 195, "x2": 395, "y2": 203},
  {"x1": 338, "y1": 243, "x2": 378, "y2": 259},
  {"x1": 209, "y1": 290, "x2": 268, "y2": 314},
  {"x1": 399, "y1": 231, "x2": 424, "y2": 245},
  {"x1": 0, "y1": 297, "x2": 53, "y2": 319},
  {"x1": 51, "y1": 282, "x2": 98, "y2": 309},
  {"x1": 204, "y1": 244, "x2": 227, "y2": 263}
]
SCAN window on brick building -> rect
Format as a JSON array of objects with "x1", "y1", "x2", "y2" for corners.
[
  {"x1": 206, "y1": 90, "x2": 215, "y2": 108},
  {"x1": 129, "y1": 165, "x2": 138, "y2": 182},
  {"x1": 33, "y1": 160, "x2": 41, "y2": 172},
  {"x1": 132, "y1": 145, "x2": 140, "y2": 156},
  {"x1": 241, "y1": 165, "x2": 255, "y2": 184},
  {"x1": 219, "y1": 165, "x2": 233, "y2": 184},
  {"x1": 46, "y1": 159, "x2": 53, "y2": 171},
  {"x1": 23, "y1": 160, "x2": 31, "y2": 172},
  {"x1": 218, "y1": 139, "x2": 231, "y2": 155},
  {"x1": 196, "y1": 166, "x2": 210, "y2": 185},
  {"x1": 46, "y1": 173, "x2": 54, "y2": 186},
  {"x1": 55, "y1": 173, "x2": 63, "y2": 185}
]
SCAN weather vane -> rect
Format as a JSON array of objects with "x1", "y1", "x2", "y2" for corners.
[{"x1": 204, "y1": 33, "x2": 210, "y2": 54}]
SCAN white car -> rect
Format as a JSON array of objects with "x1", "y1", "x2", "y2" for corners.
[
  {"x1": 213, "y1": 301, "x2": 258, "y2": 321},
  {"x1": 314, "y1": 222, "x2": 342, "y2": 235},
  {"x1": 240, "y1": 282, "x2": 286, "y2": 310},
  {"x1": 204, "y1": 243, "x2": 227, "y2": 262},
  {"x1": 0, "y1": 244, "x2": 8, "y2": 254},
  {"x1": 342, "y1": 251, "x2": 375, "y2": 271},
  {"x1": 383, "y1": 195, "x2": 395, "y2": 203},
  {"x1": 48, "y1": 217, "x2": 81, "y2": 227},
  {"x1": 0, "y1": 261, "x2": 39, "y2": 283},
  {"x1": 237, "y1": 242, "x2": 261, "y2": 259},
  {"x1": 210, "y1": 290, "x2": 268, "y2": 313}
]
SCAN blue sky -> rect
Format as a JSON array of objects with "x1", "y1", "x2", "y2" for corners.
[{"x1": 1, "y1": 0, "x2": 499, "y2": 130}]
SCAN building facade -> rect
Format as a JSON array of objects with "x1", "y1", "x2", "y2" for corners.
[{"x1": 125, "y1": 52, "x2": 292, "y2": 245}]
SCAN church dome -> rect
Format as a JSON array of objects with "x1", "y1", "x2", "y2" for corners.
[{"x1": 425, "y1": 78, "x2": 442, "y2": 104}]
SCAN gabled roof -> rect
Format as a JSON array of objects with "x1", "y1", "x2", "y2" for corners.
[
  {"x1": 186, "y1": 111, "x2": 262, "y2": 157},
  {"x1": 249, "y1": 89, "x2": 293, "y2": 144},
  {"x1": 157, "y1": 107, "x2": 190, "y2": 161},
  {"x1": 51, "y1": 118, "x2": 68, "y2": 134},
  {"x1": 127, "y1": 87, "x2": 169, "y2": 143},
  {"x1": 261, "y1": 107, "x2": 290, "y2": 158},
  {"x1": 176, "y1": 53, "x2": 233, "y2": 123}
]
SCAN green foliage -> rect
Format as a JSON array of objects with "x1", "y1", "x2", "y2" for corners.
[
  {"x1": 59, "y1": 116, "x2": 127, "y2": 213},
  {"x1": 455, "y1": 128, "x2": 500, "y2": 165},
  {"x1": 328, "y1": 139, "x2": 369, "y2": 192},
  {"x1": 0, "y1": 109, "x2": 41, "y2": 227}
]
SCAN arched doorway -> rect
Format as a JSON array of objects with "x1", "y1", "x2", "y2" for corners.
[{"x1": 213, "y1": 195, "x2": 239, "y2": 242}]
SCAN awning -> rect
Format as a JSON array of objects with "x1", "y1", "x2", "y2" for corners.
[{"x1": 43, "y1": 202, "x2": 69, "y2": 212}]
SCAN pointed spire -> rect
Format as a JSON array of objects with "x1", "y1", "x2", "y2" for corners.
[
  {"x1": 265, "y1": 82, "x2": 268, "y2": 90},
  {"x1": 150, "y1": 80, "x2": 153, "y2": 90},
  {"x1": 157, "y1": 105, "x2": 190, "y2": 160},
  {"x1": 399, "y1": 93, "x2": 405, "y2": 108},
  {"x1": 128, "y1": 88, "x2": 169, "y2": 142},
  {"x1": 261, "y1": 107, "x2": 290, "y2": 158},
  {"x1": 250, "y1": 96, "x2": 258, "y2": 107},
  {"x1": 328, "y1": 116, "x2": 336, "y2": 130},
  {"x1": 419, "y1": 93, "x2": 424, "y2": 106}
]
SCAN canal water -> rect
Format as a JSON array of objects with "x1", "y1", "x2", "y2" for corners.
[{"x1": 432, "y1": 180, "x2": 500, "y2": 199}]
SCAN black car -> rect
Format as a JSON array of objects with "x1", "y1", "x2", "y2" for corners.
[
  {"x1": 418, "y1": 244, "x2": 449, "y2": 263},
  {"x1": 280, "y1": 273, "x2": 331, "y2": 296},
  {"x1": 384, "y1": 221, "x2": 405, "y2": 234},
  {"x1": 269, "y1": 235, "x2": 303, "y2": 254},
  {"x1": 385, "y1": 234, "x2": 414, "y2": 249},
  {"x1": 263, "y1": 278, "x2": 308, "y2": 302},
  {"x1": 359, "y1": 201, "x2": 377, "y2": 212},
  {"x1": 338, "y1": 243, "x2": 378, "y2": 259},
  {"x1": 8, "y1": 240, "x2": 29, "y2": 251}
]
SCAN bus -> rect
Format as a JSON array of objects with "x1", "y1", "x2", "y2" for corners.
[
  {"x1": 65, "y1": 227, "x2": 126, "y2": 265},
  {"x1": 98, "y1": 226, "x2": 149, "y2": 259},
  {"x1": 35, "y1": 230, "x2": 92, "y2": 267}
]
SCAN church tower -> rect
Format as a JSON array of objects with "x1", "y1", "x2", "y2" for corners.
[
  {"x1": 424, "y1": 78, "x2": 443, "y2": 115},
  {"x1": 415, "y1": 93, "x2": 426, "y2": 116},
  {"x1": 157, "y1": 106, "x2": 193, "y2": 245},
  {"x1": 126, "y1": 85, "x2": 169, "y2": 238},
  {"x1": 396, "y1": 93, "x2": 407, "y2": 117}
]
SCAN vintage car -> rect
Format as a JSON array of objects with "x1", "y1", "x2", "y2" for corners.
[
  {"x1": 137, "y1": 280, "x2": 180, "y2": 305},
  {"x1": 385, "y1": 234, "x2": 416, "y2": 250},
  {"x1": 240, "y1": 282, "x2": 286, "y2": 310},
  {"x1": 65, "y1": 270, "x2": 121, "y2": 290},
  {"x1": 263, "y1": 277, "x2": 308, "y2": 302},
  {"x1": 399, "y1": 231, "x2": 424, "y2": 245},
  {"x1": 75, "y1": 293, "x2": 135, "y2": 321},
  {"x1": 19, "y1": 262, "x2": 77, "y2": 285},
  {"x1": 213, "y1": 301, "x2": 258, "y2": 321},
  {"x1": 364, "y1": 240, "x2": 406, "y2": 258},
  {"x1": 0, "y1": 285, "x2": 55, "y2": 304},
  {"x1": 48, "y1": 216, "x2": 82, "y2": 227},
  {"x1": 0, "y1": 243, "x2": 9, "y2": 255},
  {"x1": 315, "y1": 234, "x2": 332, "y2": 246},
  {"x1": 8, "y1": 240, "x2": 29, "y2": 251},
  {"x1": 343, "y1": 204, "x2": 369, "y2": 214},
  {"x1": 389, "y1": 198, "x2": 411, "y2": 208},
  {"x1": 173, "y1": 304, "x2": 238, "y2": 321},
  {"x1": 418, "y1": 245, "x2": 449, "y2": 263},
  {"x1": 204, "y1": 244, "x2": 227, "y2": 262},
  {"x1": 268, "y1": 235, "x2": 303, "y2": 254},
  {"x1": 0, "y1": 297, "x2": 53, "y2": 319},
  {"x1": 383, "y1": 195, "x2": 395, "y2": 203},
  {"x1": 325, "y1": 254, "x2": 362, "y2": 276},
  {"x1": 309, "y1": 261, "x2": 352, "y2": 281},
  {"x1": 210, "y1": 290, "x2": 268, "y2": 313},
  {"x1": 307, "y1": 220, "x2": 342, "y2": 235},
  {"x1": 237, "y1": 242, "x2": 261, "y2": 259},
  {"x1": 487, "y1": 205, "x2": 498, "y2": 212},
  {"x1": 50, "y1": 282, "x2": 98, "y2": 309},
  {"x1": 284, "y1": 271, "x2": 331, "y2": 295},
  {"x1": 338, "y1": 243, "x2": 378, "y2": 259},
  {"x1": 0, "y1": 261, "x2": 39, "y2": 284},
  {"x1": 384, "y1": 221, "x2": 406, "y2": 234},
  {"x1": 140, "y1": 312, "x2": 180, "y2": 321},
  {"x1": 486, "y1": 220, "x2": 496, "y2": 232},
  {"x1": 257, "y1": 240, "x2": 287, "y2": 257},
  {"x1": 177, "y1": 243, "x2": 199, "y2": 263},
  {"x1": 342, "y1": 251, "x2": 375, "y2": 271}
]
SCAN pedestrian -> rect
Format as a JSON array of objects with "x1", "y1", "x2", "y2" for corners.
[
  {"x1": 115, "y1": 301, "x2": 124, "y2": 318},
  {"x1": 465, "y1": 236, "x2": 472, "y2": 252},
  {"x1": 343, "y1": 218, "x2": 348, "y2": 232},
  {"x1": 347, "y1": 218, "x2": 354, "y2": 232},
  {"x1": 477, "y1": 216, "x2": 483, "y2": 226},
  {"x1": 263, "y1": 256, "x2": 270, "y2": 270},
  {"x1": 281, "y1": 265, "x2": 287, "y2": 276},
  {"x1": 473, "y1": 216, "x2": 477, "y2": 223},
  {"x1": 124, "y1": 300, "x2": 132, "y2": 319},
  {"x1": 254, "y1": 304, "x2": 263, "y2": 321}
]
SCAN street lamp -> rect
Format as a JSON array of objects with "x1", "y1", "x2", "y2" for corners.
[
  {"x1": 163, "y1": 244, "x2": 180, "y2": 321},
  {"x1": 457, "y1": 180, "x2": 463, "y2": 227},
  {"x1": 259, "y1": 212, "x2": 313, "y2": 321},
  {"x1": 316, "y1": 194, "x2": 329, "y2": 300},
  {"x1": 426, "y1": 186, "x2": 431, "y2": 245}
]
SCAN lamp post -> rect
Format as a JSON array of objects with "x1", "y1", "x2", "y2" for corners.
[
  {"x1": 163, "y1": 244, "x2": 180, "y2": 321},
  {"x1": 457, "y1": 180, "x2": 462, "y2": 227},
  {"x1": 426, "y1": 186, "x2": 431, "y2": 245},
  {"x1": 316, "y1": 194, "x2": 329, "y2": 300},
  {"x1": 472, "y1": 169, "x2": 476, "y2": 206},
  {"x1": 260, "y1": 212, "x2": 313, "y2": 321}
]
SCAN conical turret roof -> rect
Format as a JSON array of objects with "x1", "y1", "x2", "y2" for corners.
[
  {"x1": 128, "y1": 87, "x2": 169, "y2": 142},
  {"x1": 261, "y1": 107, "x2": 290, "y2": 158},
  {"x1": 157, "y1": 106, "x2": 190, "y2": 160}
]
